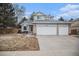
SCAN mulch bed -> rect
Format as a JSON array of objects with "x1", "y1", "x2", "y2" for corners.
[{"x1": 0, "y1": 34, "x2": 40, "y2": 51}]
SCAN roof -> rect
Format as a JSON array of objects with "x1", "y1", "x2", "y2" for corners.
[
  {"x1": 75, "y1": 18, "x2": 79, "y2": 21},
  {"x1": 32, "y1": 12, "x2": 47, "y2": 16},
  {"x1": 19, "y1": 17, "x2": 28, "y2": 25},
  {"x1": 71, "y1": 21, "x2": 79, "y2": 27}
]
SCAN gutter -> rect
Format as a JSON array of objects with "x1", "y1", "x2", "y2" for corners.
[{"x1": 32, "y1": 21, "x2": 72, "y2": 24}]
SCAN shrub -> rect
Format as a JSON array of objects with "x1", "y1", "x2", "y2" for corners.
[{"x1": 0, "y1": 28, "x2": 18, "y2": 34}]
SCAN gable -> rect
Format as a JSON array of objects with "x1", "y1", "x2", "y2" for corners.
[
  {"x1": 19, "y1": 17, "x2": 28, "y2": 25},
  {"x1": 31, "y1": 12, "x2": 54, "y2": 21}
]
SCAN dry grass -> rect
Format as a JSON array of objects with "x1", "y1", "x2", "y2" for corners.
[
  {"x1": 0, "y1": 34, "x2": 39, "y2": 51},
  {"x1": 0, "y1": 28, "x2": 18, "y2": 34}
]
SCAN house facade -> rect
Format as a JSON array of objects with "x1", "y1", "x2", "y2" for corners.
[
  {"x1": 70, "y1": 19, "x2": 79, "y2": 35},
  {"x1": 19, "y1": 12, "x2": 71, "y2": 35}
]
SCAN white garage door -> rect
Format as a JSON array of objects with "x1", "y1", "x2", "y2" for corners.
[
  {"x1": 37, "y1": 26, "x2": 57, "y2": 35},
  {"x1": 58, "y1": 25, "x2": 68, "y2": 35}
]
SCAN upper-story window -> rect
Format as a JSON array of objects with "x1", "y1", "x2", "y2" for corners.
[
  {"x1": 37, "y1": 16, "x2": 45, "y2": 20},
  {"x1": 33, "y1": 15, "x2": 45, "y2": 20},
  {"x1": 37, "y1": 16, "x2": 40, "y2": 19}
]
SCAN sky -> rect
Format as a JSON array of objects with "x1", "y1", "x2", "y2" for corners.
[{"x1": 18, "y1": 3, "x2": 79, "y2": 20}]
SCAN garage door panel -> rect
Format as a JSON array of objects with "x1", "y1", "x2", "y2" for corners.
[
  {"x1": 37, "y1": 26, "x2": 57, "y2": 35},
  {"x1": 59, "y1": 26, "x2": 68, "y2": 35}
]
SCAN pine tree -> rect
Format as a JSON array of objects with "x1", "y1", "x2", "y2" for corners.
[
  {"x1": 58, "y1": 17, "x2": 64, "y2": 21},
  {"x1": 69, "y1": 18, "x2": 74, "y2": 21},
  {"x1": 0, "y1": 3, "x2": 16, "y2": 27}
]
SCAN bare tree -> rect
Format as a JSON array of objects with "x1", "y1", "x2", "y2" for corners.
[{"x1": 13, "y1": 4, "x2": 25, "y2": 23}]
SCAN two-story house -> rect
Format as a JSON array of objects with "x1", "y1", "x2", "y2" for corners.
[{"x1": 19, "y1": 12, "x2": 71, "y2": 35}]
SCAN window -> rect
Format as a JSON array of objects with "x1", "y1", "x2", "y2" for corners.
[
  {"x1": 37, "y1": 16, "x2": 45, "y2": 20},
  {"x1": 37, "y1": 16, "x2": 40, "y2": 19},
  {"x1": 23, "y1": 26, "x2": 27, "y2": 30}
]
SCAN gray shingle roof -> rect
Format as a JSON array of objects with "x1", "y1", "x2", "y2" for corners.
[{"x1": 19, "y1": 17, "x2": 28, "y2": 25}]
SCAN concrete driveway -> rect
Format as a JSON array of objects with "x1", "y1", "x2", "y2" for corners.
[{"x1": 0, "y1": 35, "x2": 79, "y2": 56}]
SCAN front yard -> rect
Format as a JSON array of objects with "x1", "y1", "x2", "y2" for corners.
[
  {"x1": 0, "y1": 35, "x2": 79, "y2": 55},
  {"x1": 0, "y1": 34, "x2": 39, "y2": 51}
]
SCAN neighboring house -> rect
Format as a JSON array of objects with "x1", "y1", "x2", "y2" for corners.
[
  {"x1": 70, "y1": 18, "x2": 79, "y2": 35},
  {"x1": 19, "y1": 12, "x2": 71, "y2": 35}
]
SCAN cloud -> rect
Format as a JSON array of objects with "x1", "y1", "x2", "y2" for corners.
[
  {"x1": 54, "y1": 4, "x2": 79, "y2": 20},
  {"x1": 60, "y1": 4, "x2": 79, "y2": 12}
]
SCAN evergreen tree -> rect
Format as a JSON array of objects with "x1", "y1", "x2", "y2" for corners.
[
  {"x1": 58, "y1": 17, "x2": 64, "y2": 21},
  {"x1": 0, "y1": 3, "x2": 16, "y2": 27},
  {"x1": 69, "y1": 18, "x2": 74, "y2": 21}
]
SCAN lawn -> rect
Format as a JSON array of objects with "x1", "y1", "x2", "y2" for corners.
[{"x1": 0, "y1": 34, "x2": 39, "y2": 51}]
